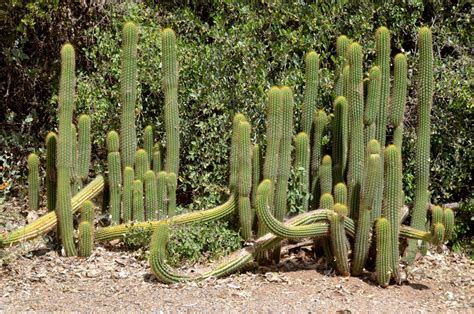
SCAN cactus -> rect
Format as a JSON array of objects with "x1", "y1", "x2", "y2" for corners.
[
  {"x1": 229, "y1": 113, "x2": 247, "y2": 191},
  {"x1": 156, "y1": 171, "x2": 168, "y2": 219},
  {"x1": 390, "y1": 53, "x2": 408, "y2": 149},
  {"x1": 132, "y1": 179, "x2": 145, "y2": 221},
  {"x1": 294, "y1": 132, "x2": 310, "y2": 212},
  {"x1": 335, "y1": 35, "x2": 350, "y2": 97},
  {"x1": 162, "y1": 28, "x2": 180, "y2": 176},
  {"x1": 346, "y1": 42, "x2": 365, "y2": 220},
  {"x1": 311, "y1": 109, "x2": 328, "y2": 206},
  {"x1": 143, "y1": 125, "x2": 154, "y2": 168},
  {"x1": 80, "y1": 200, "x2": 94, "y2": 224},
  {"x1": 431, "y1": 205, "x2": 443, "y2": 225},
  {"x1": 342, "y1": 65, "x2": 350, "y2": 100},
  {"x1": 70, "y1": 124, "x2": 80, "y2": 194},
  {"x1": 251, "y1": 144, "x2": 261, "y2": 209},
  {"x1": 27, "y1": 153, "x2": 40, "y2": 211},
  {"x1": 77, "y1": 114, "x2": 91, "y2": 181},
  {"x1": 332, "y1": 96, "x2": 348, "y2": 183},
  {"x1": 55, "y1": 43, "x2": 77, "y2": 256},
  {"x1": 376, "y1": 217, "x2": 392, "y2": 287},
  {"x1": 407, "y1": 27, "x2": 434, "y2": 264},
  {"x1": 364, "y1": 66, "x2": 381, "y2": 145},
  {"x1": 334, "y1": 182, "x2": 347, "y2": 205},
  {"x1": 352, "y1": 144, "x2": 382, "y2": 276},
  {"x1": 122, "y1": 167, "x2": 134, "y2": 222},
  {"x1": 431, "y1": 223, "x2": 445, "y2": 246},
  {"x1": 135, "y1": 149, "x2": 149, "y2": 182},
  {"x1": 45, "y1": 132, "x2": 58, "y2": 212},
  {"x1": 166, "y1": 172, "x2": 177, "y2": 217},
  {"x1": 319, "y1": 155, "x2": 332, "y2": 197},
  {"x1": 107, "y1": 131, "x2": 122, "y2": 224},
  {"x1": 443, "y1": 208, "x2": 455, "y2": 240},
  {"x1": 237, "y1": 121, "x2": 252, "y2": 240},
  {"x1": 78, "y1": 221, "x2": 93, "y2": 257},
  {"x1": 319, "y1": 193, "x2": 334, "y2": 210},
  {"x1": 144, "y1": 170, "x2": 159, "y2": 221},
  {"x1": 329, "y1": 204, "x2": 350, "y2": 276},
  {"x1": 152, "y1": 143, "x2": 162, "y2": 173},
  {"x1": 301, "y1": 51, "x2": 319, "y2": 136},
  {"x1": 374, "y1": 26, "x2": 390, "y2": 149},
  {"x1": 120, "y1": 22, "x2": 139, "y2": 168}
]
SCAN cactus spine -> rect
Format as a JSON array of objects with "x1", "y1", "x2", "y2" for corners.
[
  {"x1": 46, "y1": 132, "x2": 57, "y2": 212},
  {"x1": 135, "y1": 149, "x2": 149, "y2": 182},
  {"x1": 407, "y1": 27, "x2": 434, "y2": 264},
  {"x1": 144, "y1": 125, "x2": 154, "y2": 168},
  {"x1": 237, "y1": 121, "x2": 252, "y2": 240},
  {"x1": 166, "y1": 172, "x2": 177, "y2": 217},
  {"x1": 329, "y1": 204, "x2": 350, "y2": 276},
  {"x1": 390, "y1": 53, "x2": 408, "y2": 150},
  {"x1": 162, "y1": 28, "x2": 180, "y2": 176},
  {"x1": 132, "y1": 179, "x2": 144, "y2": 221},
  {"x1": 301, "y1": 51, "x2": 319, "y2": 136},
  {"x1": 27, "y1": 153, "x2": 40, "y2": 211},
  {"x1": 346, "y1": 42, "x2": 365, "y2": 220},
  {"x1": 144, "y1": 170, "x2": 159, "y2": 220},
  {"x1": 376, "y1": 217, "x2": 392, "y2": 287},
  {"x1": 157, "y1": 171, "x2": 168, "y2": 219},
  {"x1": 332, "y1": 97, "x2": 348, "y2": 183},
  {"x1": 122, "y1": 167, "x2": 134, "y2": 222},
  {"x1": 294, "y1": 132, "x2": 310, "y2": 212},
  {"x1": 335, "y1": 35, "x2": 350, "y2": 97},
  {"x1": 334, "y1": 182, "x2": 347, "y2": 205},
  {"x1": 78, "y1": 114, "x2": 91, "y2": 181},
  {"x1": 56, "y1": 43, "x2": 77, "y2": 256},
  {"x1": 107, "y1": 131, "x2": 122, "y2": 224}
]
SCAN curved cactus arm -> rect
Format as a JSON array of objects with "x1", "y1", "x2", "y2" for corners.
[
  {"x1": 399, "y1": 225, "x2": 431, "y2": 241},
  {"x1": 0, "y1": 176, "x2": 104, "y2": 248}
]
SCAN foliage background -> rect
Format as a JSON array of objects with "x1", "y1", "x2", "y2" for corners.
[{"x1": 0, "y1": 0, "x2": 472, "y2": 249}]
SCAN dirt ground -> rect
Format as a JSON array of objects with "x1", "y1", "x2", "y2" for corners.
[{"x1": 1, "y1": 242, "x2": 472, "y2": 312}]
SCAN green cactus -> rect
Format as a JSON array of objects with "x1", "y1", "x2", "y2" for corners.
[
  {"x1": 80, "y1": 200, "x2": 94, "y2": 224},
  {"x1": 319, "y1": 155, "x2": 332, "y2": 197},
  {"x1": 443, "y1": 208, "x2": 455, "y2": 240},
  {"x1": 229, "y1": 113, "x2": 247, "y2": 192},
  {"x1": 352, "y1": 145, "x2": 382, "y2": 276},
  {"x1": 374, "y1": 26, "x2": 390, "y2": 149},
  {"x1": 329, "y1": 204, "x2": 350, "y2": 276},
  {"x1": 346, "y1": 42, "x2": 365, "y2": 220},
  {"x1": 162, "y1": 28, "x2": 180, "y2": 176},
  {"x1": 166, "y1": 172, "x2": 177, "y2": 217},
  {"x1": 238, "y1": 121, "x2": 252, "y2": 240},
  {"x1": 107, "y1": 131, "x2": 122, "y2": 224},
  {"x1": 56, "y1": 43, "x2": 77, "y2": 256},
  {"x1": 78, "y1": 114, "x2": 91, "y2": 181},
  {"x1": 144, "y1": 170, "x2": 159, "y2": 221},
  {"x1": 122, "y1": 166, "x2": 134, "y2": 222},
  {"x1": 335, "y1": 35, "x2": 350, "y2": 97},
  {"x1": 431, "y1": 205, "x2": 443, "y2": 225},
  {"x1": 311, "y1": 109, "x2": 328, "y2": 206},
  {"x1": 27, "y1": 153, "x2": 40, "y2": 211},
  {"x1": 319, "y1": 193, "x2": 334, "y2": 210},
  {"x1": 78, "y1": 221, "x2": 93, "y2": 257},
  {"x1": 332, "y1": 96, "x2": 348, "y2": 183},
  {"x1": 294, "y1": 132, "x2": 310, "y2": 212},
  {"x1": 70, "y1": 124, "x2": 80, "y2": 194},
  {"x1": 407, "y1": 27, "x2": 434, "y2": 264},
  {"x1": 152, "y1": 143, "x2": 162, "y2": 173},
  {"x1": 431, "y1": 223, "x2": 445, "y2": 246},
  {"x1": 342, "y1": 65, "x2": 350, "y2": 100},
  {"x1": 157, "y1": 171, "x2": 168, "y2": 219},
  {"x1": 135, "y1": 149, "x2": 149, "y2": 182},
  {"x1": 376, "y1": 217, "x2": 392, "y2": 287},
  {"x1": 301, "y1": 51, "x2": 319, "y2": 136},
  {"x1": 251, "y1": 144, "x2": 261, "y2": 209},
  {"x1": 364, "y1": 66, "x2": 381, "y2": 145},
  {"x1": 390, "y1": 53, "x2": 408, "y2": 149},
  {"x1": 144, "y1": 125, "x2": 154, "y2": 168},
  {"x1": 120, "y1": 22, "x2": 139, "y2": 168},
  {"x1": 334, "y1": 182, "x2": 347, "y2": 205},
  {"x1": 46, "y1": 132, "x2": 57, "y2": 212},
  {"x1": 132, "y1": 179, "x2": 145, "y2": 221}
]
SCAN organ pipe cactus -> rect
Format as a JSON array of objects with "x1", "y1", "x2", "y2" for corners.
[
  {"x1": 27, "y1": 153, "x2": 40, "y2": 211},
  {"x1": 335, "y1": 35, "x2": 350, "y2": 97},
  {"x1": 363, "y1": 66, "x2": 381, "y2": 145},
  {"x1": 45, "y1": 132, "x2": 57, "y2": 212},
  {"x1": 78, "y1": 221, "x2": 93, "y2": 257},
  {"x1": 56, "y1": 43, "x2": 77, "y2": 256},
  {"x1": 135, "y1": 149, "x2": 149, "y2": 182},
  {"x1": 162, "y1": 28, "x2": 180, "y2": 176},
  {"x1": 431, "y1": 223, "x2": 445, "y2": 246},
  {"x1": 132, "y1": 179, "x2": 145, "y2": 221},
  {"x1": 144, "y1": 170, "x2": 159, "y2": 220},
  {"x1": 107, "y1": 131, "x2": 122, "y2": 224},
  {"x1": 319, "y1": 155, "x2": 332, "y2": 197},
  {"x1": 329, "y1": 204, "x2": 350, "y2": 276},
  {"x1": 152, "y1": 143, "x2": 162, "y2": 173},
  {"x1": 156, "y1": 171, "x2": 168, "y2": 219},
  {"x1": 251, "y1": 144, "x2": 261, "y2": 209},
  {"x1": 390, "y1": 54, "x2": 408, "y2": 150},
  {"x1": 407, "y1": 27, "x2": 434, "y2": 264},
  {"x1": 311, "y1": 109, "x2": 328, "y2": 206},
  {"x1": 122, "y1": 167, "x2": 134, "y2": 222},
  {"x1": 166, "y1": 172, "x2": 177, "y2": 217},
  {"x1": 334, "y1": 182, "x2": 347, "y2": 205},
  {"x1": 237, "y1": 120, "x2": 252, "y2": 240},
  {"x1": 301, "y1": 51, "x2": 319, "y2": 136},
  {"x1": 120, "y1": 22, "x2": 139, "y2": 168},
  {"x1": 443, "y1": 208, "x2": 455, "y2": 240},
  {"x1": 143, "y1": 125, "x2": 154, "y2": 169},
  {"x1": 78, "y1": 114, "x2": 91, "y2": 181},
  {"x1": 319, "y1": 193, "x2": 334, "y2": 210},
  {"x1": 81, "y1": 200, "x2": 94, "y2": 224},
  {"x1": 229, "y1": 113, "x2": 247, "y2": 192},
  {"x1": 376, "y1": 217, "x2": 392, "y2": 287},
  {"x1": 332, "y1": 96, "x2": 348, "y2": 183},
  {"x1": 294, "y1": 132, "x2": 310, "y2": 212}
]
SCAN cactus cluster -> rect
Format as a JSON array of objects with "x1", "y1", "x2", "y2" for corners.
[{"x1": 8, "y1": 23, "x2": 455, "y2": 289}]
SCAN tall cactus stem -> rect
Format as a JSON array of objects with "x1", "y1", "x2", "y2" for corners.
[
  {"x1": 46, "y1": 132, "x2": 57, "y2": 212},
  {"x1": 251, "y1": 144, "x2": 261, "y2": 209},
  {"x1": 78, "y1": 114, "x2": 91, "y2": 180},
  {"x1": 157, "y1": 171, "x2": 168, "y2": 219},
  {"x1": 295, "y1": 132, "x2": 310, "y2": 212},
  {"x1": 135, "y1": 149, "x2": 149, "y2": 182},
  {"x1": 329, "y1": 204, "x2": 350, "y2": 276},
  {"x1": 310, "y1": 109, "x2": 328, "y2": 207},
  {"x1": 27, "y1": 153, "x2": 40, "y2": 211},
  {"x1": 237, "y1": 121, "x2": 252, "y2": 240},
  {"x1": 364, "y1": 66, "x2": 381, "y2": 146},
  {"x1": 301, "y1": 51, "x2": 319, "y2": 136},
  {"x1": 319, "y1": 155, "x2": 333, "y2": 197},
  {"x1": 132, "y1": 179, "x2": 144, "y2": 221},
  {"x1": 143, "y1": 125, "x2": 154, "y2": 168},
  {"x1": 332, "y1": 96, "x2": 348, "y2": 183},
  {"x1": 144, "y1": 170, "x2": 159, "y2": 220},
  {"x1": 166, "y1": 172, "x2": 177, "y2": 217},
  {"x1": 152, "y1": 143, "x2": 162, "y2": 173},
  {"x1": 229, "y1": 113, "x2": 247, "y2": 191},
  {"x1": 335, "y1": 35, "x2": 350, "y2": 97},
  {"x1": 122, "y1": 167, "x2": 134, "y2": 222},
  {"x1": 334, "y1": 182, "x2": 347, "y2": 205},
  {"x1": 376, "y1": 217, "x2": 392, "y2": 287}
]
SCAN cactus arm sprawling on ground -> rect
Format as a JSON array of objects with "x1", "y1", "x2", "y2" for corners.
[
  {"x1": 0, "y1": 176, "x2": 104, "y2": 247},
  {"x1": 301, "y1": 51, "x2": 319, "y2": 136},
  {"x1": 132, "y1": 179, "x2": 145, "y2": 221},
  {"x1": 407, "y1": 27, "x2": 434, "y2": 264},
  {"x1": 237, "y1": 121, "x2": 253, "y2": 240},
  {"x1": 78, "y1": 221, "x2": 93, "y2": 257},
  {"x1": 78, "y1": 114, "x2": 91, "y2": 180},
  {"x1": 144, "y1": 170, "x2": 159, "y2": 220},
  {"x1": 122, "y1": 167, "x2": 134, "y2": 222},
  {"x1": 119, "y1": 22, "x2": 138, "y2": 168},
  {"x1": 143, "y1": 125, "x2": 154, "y2": 168},
  {"x1": 46, "y1": 132, "x2": 58, "y2": 212},
  {"x1": 376, "y1": 217, "x2": 392, "y2": 287},
  {"x1": 162, "y1": 28, "x2": 180, "y2": 176},
  {"x1": 166, "y1": 172, "x2": 177, "y2": 217},
  {"x1": 27, "y1": 153, "x2": 40, "y2": 211},
  {"x1": 156, "y1": 171, "x2": 168, "y2": 219},
  {"x1": 294, "y1": 132, "x2": 310, "y2": 211},
  {"x1": 332, "y1": 96, "x2": 348, "y2": 183}
]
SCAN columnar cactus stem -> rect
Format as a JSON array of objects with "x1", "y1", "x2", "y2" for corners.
[
  {"x1": 46, "y1": 132, "x2": 57, "y2": 212},
  {"x1": 376, "y1": 217, "x2": 392, "y2": 287},
  {"x1": 166, "y1": 172, "x2": 177, "y2": 217},
  {"x1": 431, "y1": 223, "x2": 445, "y2": 246},
  {"x1": 311, "y1": 109, "x2": 328, "y2": 206},
  {"x1": 107, "y1": 131, "x2": 122, "y2": 224},
  {"x1": 332, "y1": 96, "x2": 348, "y2": 183},
  {"x1": 27, "y1": 153, "x2": 40, "y2": 211},
  {"x1": 343, "y1": 65, "x2": 350, "y2": 100},
  {"x1": 152, "y1": 143, "x2": 162, "y2": 173},
  {"x1": 407, "y1": 27, "x2": 434, "y2": 264},
  {"x1": 144, "y1": 170, "x2": 159, "y2": 220},
  {"x1": 334, "y1": 182, "x2": 347, "y2": 205},
  {"x1": 301, "y1": 51, "x2": 319, "y2": 136},
  {"x1": 70, "y1": 124, "x2": 79, "y2": 194},
  {"x1": 162, "y1": 28, "x2": 180, "y2": 176},
  {"x1": 443, "y1": 208, "x2": 455, "y2": 240},
  {"x1": 335, "y1": 35, "x2": 350, "y2": 97},
  {"x1": 122, "y1": 167, "x2": 134, "y2": 222},
  {"x1": 119, "y1": 22, "x2": 138, "y2": 168},
  {"x1": 144, "y1": 125, "x2": 154, "y2": 168},
  {"x1": 132, "y1": 179, "x2": 144, "y2": 221},
  {"x1": 229, "y1": 113, "x2": 247, "y2": 192},
  {"x1": 319, "y1": 193, "x2": 334, "y2": 210},
  {"x1": 251, "y1": 144, "x2": 261, "y2": 209},
  {"x1": 81, "y1": 200, "x2": 94, "y2": 224},
  {"x1": 390, "y1": 53, "x2": 408, "y2": 150},
  {"x1": 238, "y1": 121, "x2": 252, "y2": 240},
  {"x1": 329, "y1": 204, "x2": 350, "y2": 276},
  {"x1": 56, "y1": 43, "x2": 77, "y2": 256},
  {"x1": 157, "y1": 171, "x2": 168, "y2": 219},
  {"x1": 78, "y1": 221, "x2": 93, "y2": 257},
  {"x1": 135, "y1": 149, "x2": 149, "y2": 182},
  {"x1": 319, "y1": 155, "x2": 333, "y2": 197},
  {"x1": 346, "y1": 42, "x2": 365, "y2": 220},
  {"x1": 364, "y1": 66, "x2": 381, "y2": 145},
  {"x1": 294, "y1": 132, "x2": 310, "y2": 212},
  {"x1": 78, "y1": 114, "x2": 91, "y2": 181}
]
